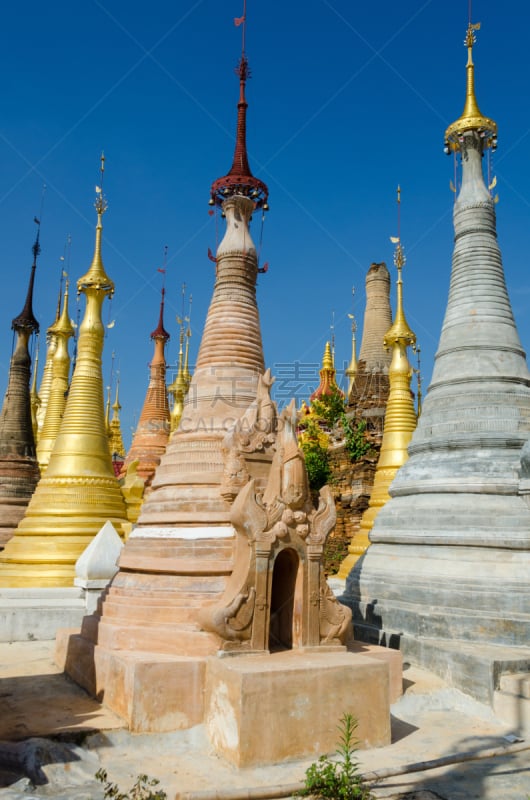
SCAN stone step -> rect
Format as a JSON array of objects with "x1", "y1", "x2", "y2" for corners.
[
  {"x1": 499, "y1": 671, "x2": 530, "y2": 698},
  {"x1": 100, "y1": 599, "x2": 202, "y2": 626},
  {"x1": 107, "y1": 588, "x2": 215, "y2": 607},
  {"x1": 351, "y1": 598, "x2": 530, "y2": 647},
  {"x1": 96, "y1": 619, "x2": 220, "y2": 657},
  {"x1": 0, "y1": 590, "x2": 86, "y2": 642}
]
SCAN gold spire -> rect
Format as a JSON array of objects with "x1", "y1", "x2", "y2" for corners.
[
  {"x1": 322, "y1": 341, "x2": 333, "y2": 370},
  {"x1": 169, "y1": 321, "x2": 188, "y2": 433},
  {"x1": 30, "y1": 336, "x2": 40, "y2": 444},
  {"x1": 337, "y1": 189, "x2": 417, "y2": 578},
  {"x1": 108, "y1": 377, "x2": 125, "y2": 460},
  {"x1": 105, "y1": 384, "x2": 111, "y2": 434},
  {"x1": 37, "y1": 281, "x2": 74, "y2": 473},
  {"x1": 309, "y1": 340, "x2": 343, "y2": 403},
  {"x1": 445, "y1": 22, "x2": 497, "y2": 151},
  {"x1": 76, "y1": 153, "x2": 114, "y2": 294}
]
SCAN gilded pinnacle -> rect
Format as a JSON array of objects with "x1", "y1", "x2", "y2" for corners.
[
  {"x1": 322, "y1": 341, "x2": 334, "y2": 371},
  {"x1": 445, "y1": 22, "x2": 497, "y2": 151},
  {"x1": 49, "y1": 282, "x2": 74, "y2": 339},
  {"x1": 385, "y1": 242, "x2": 415, "y2": 349},
  {"x1": 77, "y1": 210, "x2": 114, "y2": 294}
]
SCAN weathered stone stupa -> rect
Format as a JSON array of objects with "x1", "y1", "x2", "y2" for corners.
[
  {"x1": 0, "y1": 227, "x2": 41, "y2": 549},
  {"x1": 343, "y1": 23, "x2": 530, "y2": 702},
  {"x1": 0, "y1": 162, "x2": 129, "y2": 587},
  {"x1": 337, "y1": 210, "x2": 417, "y2": 580},
  {"x1": 119, "y1": 287, "x2": 170, "y2": 489}
]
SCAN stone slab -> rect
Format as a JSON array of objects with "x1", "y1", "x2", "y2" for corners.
[
  {"x1": 391, "y1": 635, "x2": 530, "y2": 706},
  {"x1": 204, "y1": 649, "x2": 390, "y2": 767},
  {"x1": 347, "y1": 639, "x2": 403, "y2": 702},
  {"x1": 0, "y1": 589, "x2": 86, "y2": 642}
]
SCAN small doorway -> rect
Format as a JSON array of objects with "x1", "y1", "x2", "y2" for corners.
[{"x1": 269, "y1": 549, "x2": 299, "y2": 652}]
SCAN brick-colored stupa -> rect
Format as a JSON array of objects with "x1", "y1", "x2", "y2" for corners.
[
  {"x1": 119, "y1": 288, "x2": 170, "y2": 489},
  {"x1": 0, "y1": 227, "x2": 41, "y2": 548},
  {"x1": 64, "y1": 39, "x2": 275, "y2": 728}
]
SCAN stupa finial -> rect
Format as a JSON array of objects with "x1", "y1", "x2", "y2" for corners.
[
  {"x1": 210, "y1": 0, "x2": 268, "y2": 210},
  {"x1": 78, "y1": 153, "x2": 114, "y2": 294},
  {"x1": 151, "y1": 247, "x2": 170, "y2": 342},
  {"x1": 444, "y1": 20, "x2": 497, "y2": 153},
  {"x1": 385, "y1": 187, "x2": 416, "y2": 349},
  {"x1": 12, "y1": 217, "x2": 41, "y2": 334}
]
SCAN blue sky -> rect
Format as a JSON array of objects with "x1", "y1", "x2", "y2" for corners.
[{"x1": 1, "y1": 1, "x2": 530, "y2": 448}]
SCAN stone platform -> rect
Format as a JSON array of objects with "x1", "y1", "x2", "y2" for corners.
[
  {"x1": 204, "y1": 649, "x2": 390, "y2": 767},
  {"x1": 56, "y1": 626, "x2": 397, "y2": 754},
  {"x1": 0, "y1": 589, "x2": 86, "y2": 642}
]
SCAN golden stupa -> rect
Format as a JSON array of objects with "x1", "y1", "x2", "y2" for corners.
[
  {"x1": 0, "y1": 159, "x2": 129, "y2": 587},
  {"x1": 29, "y1": 340, "x2": 41, "y2": 445},
  {"x1": 36, "y1": 281, "x2": 74, "y2": 473},
  {"x1": 168, "y1": 288, "x2": 192, "y2": 433},
  {"x1": 108, "y1": 380, "x2": 125, "y2": 462},
  {"x1": 337, "y1": 191, "x2": 417, "y2": 578}
]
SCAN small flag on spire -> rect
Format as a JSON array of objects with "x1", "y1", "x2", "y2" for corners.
[
  {"x1": 157, "y1": 268, "x2": 166, "y2": 274},
  {"x1": 234, "y1": 15, "x2": 245, "y2": 26}
]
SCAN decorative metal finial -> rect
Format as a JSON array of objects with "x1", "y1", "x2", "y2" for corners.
[
  {"x1": 210, "y1": 0, "x2": 268, "y2": 210},
  {"x1": 385, "y1": 186, "x2": 415, "y2": 349},
  {"x1": 348, "y1": 286, "x2": 357, "y2": 336},
  {"x1": 391, "y1": 186, "x2": 405, "y2": 271},
  {"x1": 151, "y1": 246, "x2": 170, "y2": 342},
  {"x1": 444, "y1": 20, "x2": 497, "y2": 153},
  {"x1": 95, "y1": 152, "x2": 108, "y2": 215}
]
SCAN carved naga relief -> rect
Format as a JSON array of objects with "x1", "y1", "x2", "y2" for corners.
[
  {"x1": 219, "y1": 368, "x2": 277, "y2": 502},
  {"x1": 201, "y1": 398, "x2": 352, "y2": 651}
]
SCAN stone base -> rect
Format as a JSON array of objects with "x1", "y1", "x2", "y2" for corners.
[
  {"x1": 56, "y1": 628, "x2": 206, "y2": 733},
  {"x1": 494, "y1": 673, "x2": 530, "y2": 736},
  {"x1": 349, "y1": 618, "x2": 530, "y2": 707},
  {"x1": 0, "y1": 589, "x2": 86, "y2": 642},
  {"x1": 347, "y1": 640, "x2": 402, "y2": 703},
  {"x1": 204, "y1": 650, "x2": 390, "y2": 767}
]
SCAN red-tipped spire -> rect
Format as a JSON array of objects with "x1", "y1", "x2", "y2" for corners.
[
  {"x1": 150, "y1": 287, "x2": 170, "y2": 342},
  {"x1": 210, "y1": 2, "x2": 268, "y2": 209},
  {"x1": 12, "y1": 219, "x2": 40, "y2": 335}
]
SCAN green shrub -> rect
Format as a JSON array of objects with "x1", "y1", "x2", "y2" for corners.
[
  {"x1": 297, "y1": 714, "x2": 374, "y2": 800},
  {"x1": 341, "y1": 415, "x2": 370, "y2": 462}
]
